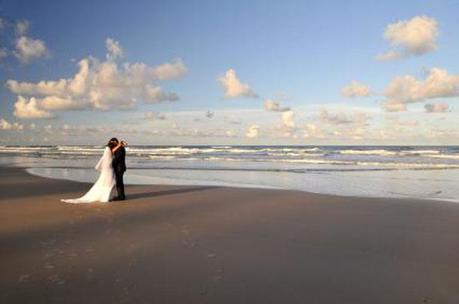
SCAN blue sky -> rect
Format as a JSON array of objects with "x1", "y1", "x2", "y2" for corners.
[{"x1": 1, "y1": 0, "x2": 459, "y2": 145}]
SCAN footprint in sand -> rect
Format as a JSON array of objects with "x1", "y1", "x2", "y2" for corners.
[
  {"x1": 47, "y1": 275, "x2": 65, "y2": 285},
  {"x1": 18, "y1": 274, "x2": 30, "y2": 283}
]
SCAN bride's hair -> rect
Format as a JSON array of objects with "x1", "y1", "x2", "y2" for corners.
[{"x1": 107, "y1": 138, "x2": 117, "y2": 149}]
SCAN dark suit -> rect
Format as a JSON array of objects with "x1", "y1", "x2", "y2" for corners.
[{"x1": 112, "y1": 146, "x2": 126, "y2": 199}]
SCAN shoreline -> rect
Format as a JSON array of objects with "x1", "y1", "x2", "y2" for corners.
[
  {"x1": 2, "y1": 143, "x2": 459, "y2": 203},
  {"x1": 1, "y1": 167, "x2": 459, "y2": 303},
  {"x1": 24, "y1": 165, "x2": 459, "y2": 204}
]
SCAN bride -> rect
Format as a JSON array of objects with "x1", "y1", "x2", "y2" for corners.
[{"x1": 61, "y1": 139, "x2": 123, "y2": 203}]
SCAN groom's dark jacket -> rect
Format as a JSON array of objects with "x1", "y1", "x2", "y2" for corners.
[{"x1": 112, "y1": 147, "x2": 126, "y2": 173}]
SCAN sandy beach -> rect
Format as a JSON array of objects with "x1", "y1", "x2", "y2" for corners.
[{"x1": 1, "y1": 167, "x2": 459, "y2": 303}]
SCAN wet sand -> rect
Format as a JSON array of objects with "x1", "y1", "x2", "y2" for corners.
[{"x1": 1, "y1": 167, "x2": 459, "y2": 303}]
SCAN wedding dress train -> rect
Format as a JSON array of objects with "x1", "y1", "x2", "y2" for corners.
[{"x1": 61, "y1": 147, "x2": 115, "y2": 203}]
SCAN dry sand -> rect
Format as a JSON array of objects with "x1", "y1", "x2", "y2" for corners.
[{"x1": 1, "y1": 167, "x2": 459, "y2": 303}]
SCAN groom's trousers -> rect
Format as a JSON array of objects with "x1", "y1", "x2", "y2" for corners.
[{"x1": 115, "y1": 170, "x2": 125, "y2": 199}]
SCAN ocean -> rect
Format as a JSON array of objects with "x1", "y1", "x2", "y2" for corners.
[{"x1": 1, "y1": 145, "x2": 458, "y2": 202}]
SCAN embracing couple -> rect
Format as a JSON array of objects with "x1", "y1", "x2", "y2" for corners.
[{"x1": 62, "y1": 138, "x2": 127, "y2": 204}]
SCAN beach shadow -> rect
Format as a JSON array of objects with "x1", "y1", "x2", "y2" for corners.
[{"x1": 126, "y1": 186, "x2": 220, "y2": 201}]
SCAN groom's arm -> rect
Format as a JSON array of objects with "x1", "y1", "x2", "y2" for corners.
[{"x1": 120, "y1": 147, "x2": 126, "y2": 170}]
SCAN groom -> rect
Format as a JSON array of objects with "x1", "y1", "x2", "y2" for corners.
[{"x1": 111, "y1": 138, "x2": 127, "y2": 201}]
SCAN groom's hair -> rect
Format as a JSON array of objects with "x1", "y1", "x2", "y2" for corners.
[{"x1": 110, "y1": 137, "x2": 119, "y2": 143}]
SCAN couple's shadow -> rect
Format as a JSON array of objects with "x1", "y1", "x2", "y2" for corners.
[{"x1": 125, "y1": 186, "x2": 219, "y2": 201}]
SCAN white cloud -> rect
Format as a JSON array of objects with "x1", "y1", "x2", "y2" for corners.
[
  {"x1": 303, "y1": 123, "x2": 324, "y2": 139},
  {"x1": 281, "y1": 110, "x2": 295, "y2": 129},
  {"x1": 0, "y1": 19, "x2": 49, "y2": 64},
  {"x1": 375, "y1": 49, "x2": 401, "y2": 61},
  {"x1": 398, "y1": 119, "x2": 419, "y2": 126},
  {"x1": 15, "y1": 20, "x2": 29, "y2": 35},
  {"x1": 218, "y1": 69, "x2": 258, "y2": 99},
  {"x1": 320, "y1": 108, "x2": 368, "y2": 125},
  {"x1": 151, "y1": 59, "x2": 187, "y2": 80},
  {"x1": 38, "y1": 96, "x2": 86, "y2": 111},
  {"x1": 7, "y1": 60, "x2": 90, "y2": 97},
  {"x1": 140, "y1": 121, "x2": 241, "y2": 139},
  {"x1": 68, "y1": 59, "x2": 90, "y2": 95},
  {"x1": 145, "y1": 111, "x2": 166, "y2": 120},
  {"x1": 7, "y1": 39, "x2": 187, "y2": 118},
  {"x1": 14, "y1": 96, "x2": 54, "y2": 119},
  {"x1": 0, "y1": 47, "x2": 7, "y2": 60},
  {"x1": 106, "y1": 38, "x2": 123, "y2": 60},
  {"x1": 14, "y1": 36, "x2": 48, "y2": 63},
  {"x1": 424, "y1": 102, "x2": 449, "y2": 113},
  {"x1": 382, "y1": 68, "x2": 459, "y2": 111},
  {"x1": 246, "y1": 124, "x2": 259, "y2": 138},
  {"x1": 320, "y1": 108, "x2": 351, "y2": 124},
  {"x1": 0, "y1": 118, "x2": 24, "y2": 131},
  {"x1": 7, "y1": 78, "x2": 69, "y2": 96},
  {"x1": 145, "y1": 85, "x2": 179, "y2": 103},
  {"x1": 225, "y1": 129, "x2": 236, "y2": 137},
  {"x1": 341, "y1": 80, "x2": 371, "y2": 98},
  {"x1": 264, "y1": 99, "x2": 290, "y2": 112},
  {"x1": 376, "y1": 16, "x2": 438, "y2": 61},
  {"x1": 382, "y1": 99, "x2": 407, "y2": 112}
]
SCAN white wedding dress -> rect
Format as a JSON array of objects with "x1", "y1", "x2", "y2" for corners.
[{"x1": 61, "y1": 147, "x2": 115, "y2": 203}]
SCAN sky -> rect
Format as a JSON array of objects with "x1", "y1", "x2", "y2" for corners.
[{"x1": 0, "y1": 0, "x2": 459, "y2": 145}]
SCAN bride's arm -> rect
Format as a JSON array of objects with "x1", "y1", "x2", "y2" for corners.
[{"x1": 111, "y1": 142, "x2": 123, "y2": 153}]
